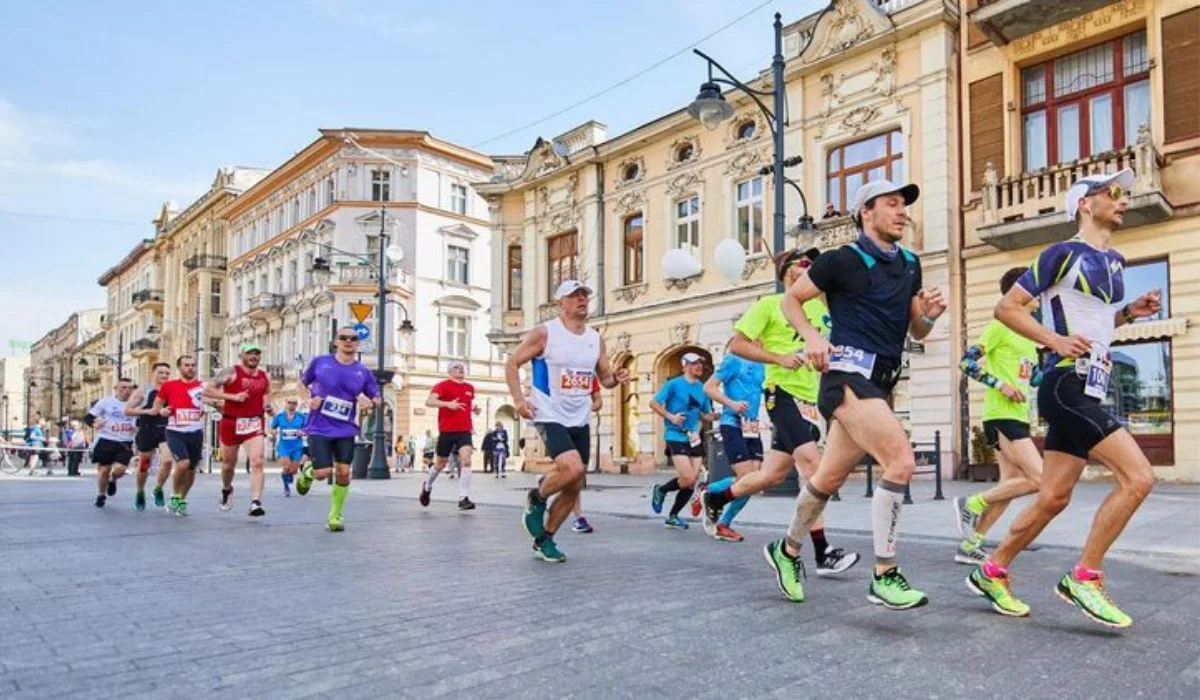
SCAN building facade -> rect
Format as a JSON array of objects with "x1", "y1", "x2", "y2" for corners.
[
  {"x1": 0, "y1": 354, "x2": 31, "y2": 438},
  {"x1": 26, "y1": 309, "x2": 105, "y2": 435},
  {"x1": 480, "y1": 0, "x2": 961, "y2": 472},
  {"x1": 98, "y1": 239, "x2": 160, "y2": 390},
  {"x1": 960, "y1": 0, "x2": 1200, "y2": 480}
]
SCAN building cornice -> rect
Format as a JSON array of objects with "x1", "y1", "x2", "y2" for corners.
[{"x1": 97, "y1": 240, "x2": 154, "y2": 286}]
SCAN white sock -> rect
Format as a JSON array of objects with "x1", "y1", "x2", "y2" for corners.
[
  {"x1": 459, "y1": 460, "x2": 472, "y2": 499},
  {"x1": 425, "y1": 467, "x2": 439, "y2": 490},
  {"x1": 872, "y1": 479, "x2": 906, "y2": 567}
]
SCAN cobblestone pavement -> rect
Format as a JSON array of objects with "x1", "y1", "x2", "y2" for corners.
[{"x1": 1, "y1": 476, "x2": 1196, "y2": 699}]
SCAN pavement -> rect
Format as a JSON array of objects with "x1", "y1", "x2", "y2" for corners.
[{"x1": 1, "y1": 470, "x2": 1198, "y2": 699}]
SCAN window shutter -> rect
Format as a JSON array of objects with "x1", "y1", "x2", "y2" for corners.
[
  {"x1": 969, "y1": 74, "x2": 1005, "y2": 190},
  {"x1": 1163, "y1": 8, "x2": 1200, "y2": 143}
]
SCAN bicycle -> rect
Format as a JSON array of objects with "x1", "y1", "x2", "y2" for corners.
[{"x1": 0, "y1": 444, "x2": 24, "y2": 475}]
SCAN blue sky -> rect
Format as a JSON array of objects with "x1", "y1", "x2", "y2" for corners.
[{"x1": 0, "y1": 0, "x2": 821, "y2": 354}]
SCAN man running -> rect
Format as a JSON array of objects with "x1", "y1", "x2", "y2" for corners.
[
  {"x1": 84, "y1": 378, "x2": 138, "y2": 508},
  {"x1": 294, "y1": 327, "x2": 381, "y2": 531},
  {"x1": 953, "y1": 267, "x2": 1043, "y2": 564},
  {"x1": 269, "y1": 398, "x2": 306, "y2": 497},
  {"x1": 649, "y1": 353, "x2": 712, "y2": 529},
  {"x1": 419, "y1": 361, "x2": 481, "y2": 511},
  {"x1": 155, "y1": 355, "x2": 207, "y2": 516},
  {"x1": 507, "y1": 280, "x2": 629, "y2": 562},
  {"x1": 702, "y1": 249, "x2": 859, "y2": 574},
  {"x1": 204, "y1": 343, "x2": 272, "y2": 517},
  {"x1": 771, "y1": 179, "x2": 945, "y2": 610},
  {"x1": 968, "y1": 169, "x2": 1160, "y2": 627},
  {"x1": 703, "y1": 340, "x2": 764, "y2": 542},
  {"x1": 125, "y1": 362, "x2": 174, "y2": 511}
]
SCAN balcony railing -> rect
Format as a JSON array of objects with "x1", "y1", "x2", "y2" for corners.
[
  {"x1": 330, "y1": 265, "x2": 412, "y2": 289},
  {"x1": 792, "y1": 215, "x2": 859, "y2": 252},
  {"x1": 873, "y1": 0, "x2": 922, "y2": 13},
  {"x1": 82, "y1": 369, "x2": 102, "y2": 384},
  {"x1": 132, "y1": 289, "x2": 164, "y2": 307},
  {"x1": 247, "y1": 293, "x2": 284, "y2": 319},
  {"x1": 970, "y1": 0, "x2": 1114, "y2": 46},
  {"x1": 130, "y1": 337, "x2": 160, "y2": 357},
  {"x1": 266, "y1": 364, "x2": 286, "y2": 382},
  {"x1": 979, "y1": 126, "x2": 1172, "y2": 250},
  {"x1": 183, "y1": 254, "x2": 228, "y2": 272}
]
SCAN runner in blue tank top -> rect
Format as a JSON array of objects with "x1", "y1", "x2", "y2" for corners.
[{"x1": 269, "y1": 398, "x2": 307, "y2": 497}]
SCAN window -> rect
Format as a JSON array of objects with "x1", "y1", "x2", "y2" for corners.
[
  {"x1": 1021, "y1": 30, "x2": 1150, "y2": 170},
  {"x1": 507, "y1": 246, "x2": 523, "y2": 310},
  {"x1": 304, "y1": 252, "x2": 314, "y2": 287},
  {"x1": 292, "y1": 198, "x2": 300, "y2": 224},
  {"x1": 675, "y1": 142, "x2": 695, "y2": 163},
  {"x1": 445, "y1": 315, "x2": 468, "y2": 358},
  {"x1": 308, "y1": 187, "x2": 317, "y2": 215},
  {"x1": 827, "y1": 130, "x2": 904, "y2": 215},
  {"x1": 210, "y1": 279, "x2": 222, "y2": 316},
  {"x1": 735, "y1": 177, "x2": 765, "y2": 254},
  {"x1": 234, "y1": 285, "x2": 242, "y2": 316},
  {"x1": 288, "y1": 261, "x2": 298, "y2": 294},
  {"x1": 622, "y1": 163, "x2": 641, "y2": 182},
  {"x1": 326, "y1": 177, "x2": 336, "y2": 206},
  {"x1": 366, "y1": 235, "x2": 380, "y2": 267},
  {"x1": 675, "y1": 196, "x2": 700, "y2": 254},
  {"x1": 371, "y1": 169, "x2": 390, "y2": 202},
  {"x1": 450, "y1": 184, "x2": 468, "y2": 215},
  {"x1": 274, "y1": 266, "x2": 283, "y2": 295},
  {"x1": 546, "y1": 231, "x2": 578, "y2": 297},
  {"x1": 623, "y1": 214, "x2": 644, "y2": 285},
  {"x1": 300, "y1": 320, "x2": 312, "y2": 361},
  {"x1": 736, "y1": 120, "x2": 756, "y2": 140},
  {"x1": 209, "y1": 337, "x2": 222, "y2": 371},
  {"x1": 447, "y1": 245, "x2": 470, "y2": 285}
]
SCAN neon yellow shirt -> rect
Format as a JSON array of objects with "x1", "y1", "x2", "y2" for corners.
[
  {"x1": 733, "y1": 295, "x2": 830, "y2": 403},
  {"x1": 978, "y1": 320, "x2": 1038, "y2": 423}
]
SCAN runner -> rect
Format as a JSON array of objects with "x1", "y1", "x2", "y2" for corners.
[
  {"x1": 648, "y1": 353, "x2": 713, "y2": 529},
  {"x1": 269, "y1": 398, "x2": 306, "y2": 497},
  {"x1": 294, "y1": 327, "x2": 381, "y2": 531},
  {"x1": 204, "y1": 343, "x2": 272, "y2": 517},
  {"x1": 125, "y1": 362, "x2": 174, "y2": 512},
  {"x1": 507, "y1": 280, "x2": 629, "y2": 562},
  {"x1": 702, "y1": 339, "x2": 764, "y2": 543},
  {"x1": 84, "y1": 378, "x2": 138, "y2": 508},
  {"x1": 769, "y1": 179, "x2": 945, "y2": 610},
  {"x1": 419, "y1": 361, "x2": 482, "y2": 511},
  {"x1": 154, "y1": 355, "x2": 207, "y2": 516},
  {"x1": 968, "y1": 169, "x2": 1160, "y2": 627},
  {"x1": 701, "y1": 249, "x2": 860, "y2": 573},
  {"x1": 953, "y1": 267, "x2": 1043, "y2": 564}
]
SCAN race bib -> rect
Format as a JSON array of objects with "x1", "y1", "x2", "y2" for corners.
[
  {"x1": 280, "y1": 429, "x2": 300, "y2": 440},
  {"x1": 796, "y1": 399, "x2": 822, "y2": 427},
  {"x1": 1018, "y1": 358, "x2": 1033, "y2": 384},
  {"x1": 687, "y1": 431, "x2": 702, "y2": 448},
  {"x1": 320, "y1": 396, "x2": 354, "y2": 421},
  {"x1": 828, "y1": 345, "x2": 876, "y2": 378},
  {"x1": 559, "y1": 368, "x2": 595, "y2": 397},
  {"x1": 175, "y1": 409, "x2": 203, "y2": 428},
  {"x1": 112, "y1": 422, "x2": 136, "y2": 436},
  {"x1": 235, "y1": 417, "x2": 262, "y2": 435},
  {"x1": 1078, "y1": 348, "x2": 1112, "y2": 400},
  {"x1": 741, "y1": 420, "x2": 760, "y2": 439}
]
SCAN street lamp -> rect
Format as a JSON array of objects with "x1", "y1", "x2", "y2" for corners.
[{"x1": 77, "y1": 336, "x2": 125, "y2": 382}]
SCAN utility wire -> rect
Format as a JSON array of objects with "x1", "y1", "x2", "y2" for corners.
[{"x1": 0, "y1": 209, "x2": 143, "y2": 227}]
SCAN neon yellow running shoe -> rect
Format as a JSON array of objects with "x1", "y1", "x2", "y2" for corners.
[
  {"x1": 967, "y1": 567, "x2": 1030, "y2": 617},
  {"x1": 296, "y1": 464, "x2": 315, "y2": 496},
  {"x1": 326, "y1": 513, "x2": 345, "y2": 532},
  {"x1": 1055, "y1": 572, "x2": 1132, "y2": 628}
]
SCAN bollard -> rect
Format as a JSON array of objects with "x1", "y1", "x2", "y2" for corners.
[
  {"x1": 903, "y1": 478, "x2": 913, "y2": 505},
  {"x1": 863, "y1": 455, "x2": 875, "y2": 498},
  {"x1": 933, "y1": 430, "x2": 944, "y2": 500}
]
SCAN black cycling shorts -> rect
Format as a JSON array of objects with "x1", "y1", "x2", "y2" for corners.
[
  {"x1": 535, "y1": 422, "x2": 590, "y2": 463},
  {"x1": 718, "y1": 424, "x2": 763, "y2": 464},
  {"x1": 92, "y1": 438, "x2": 133, "y2": 467},
  {"x1": 435, "y1": 432, "x2": 473, "y2": 458},
  {"x1": 166, "y1": 430, "x2": 204, "y2": 467},
  {"x1": 135, "y1": 427, "x2": 166, "y2": 454},
  {"x1": 817, "y1": 370, "x2": 894, "y2": 421},
  {"x1": 308, "y1": 435, "x2": 356, "y2": 468},
  {"x1": 665, "y1": 440, "x2": 703, "y2": 459},
  {"x1": 1039, "y1": 368, "x2": 1121, "y2": 459},
  {"x1": 766, "y1": 386, "x2": 821, "y2": 453},
  {"x1": 982, "y1": 419, "x2": 1031, "y2": 449}
]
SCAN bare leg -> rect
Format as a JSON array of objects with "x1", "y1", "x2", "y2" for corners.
[
  {"x1": 546, "y1": 472, "x2": 584, "y2": 535},
  {"x1": 1078, "y1": 430, "x2": 1154, "y2": 569},
  {"x1": 96, "y1": 465, "x2": 111, "y2": 496},
  {"x1": 990, "y1": 452, "x2": 1086, "y2": 568},
  {"x1": 245, "y1": 436, "x2": 265, "y2": 502},
  {"x1": 173, "y1": 461, "x2": 196, "y2": 499},
  {"x1": 220, "y1": 444, "x2": 238, "y2": 491},
  {"x1": 783, "y1": 420, "x2": 864, "y2": 557},
  {"x1": 975, "y1": 437, "x2": 1043, "y2": 537}
]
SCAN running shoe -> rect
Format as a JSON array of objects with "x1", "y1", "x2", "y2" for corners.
[
  {"x1": 714, "y1": 524, "x2": 743, "y2": 542},
  {"x1": 522, "y1": 488, "x2": 547, "y2": 539},
  {"x1": 952, "y1": 496, "x2": 981, "y2": 539},
  {"x1": 296, "y1": 465, "x2": 314, "y2": 496},
  {"x1": 135, "y1": 491, "x2": 146, "y2": 512},
  {"x1": 763, "y1": 539, "x2": 805, "y2": 603},
  {"x1": 955, "y1": 542, "x2": 989, "y2": 566},
  {"x1": 966, "y1": 566, "x2": 1029, "y2": 617},
  {"x1": 107, "y1": 480, "x2": 117, "y2": 497},
  {"x1": 326, "y1": 514, "x2": 345, "y2": 532},
  {"x1": 1055, "y1": 571, "x2": 1132, "y2": 628},
  {"x1": 700, "y1": 490, "x2": 724, "y2": 537},
  {"x1": 219, "y1": 487, "x2": 233, "y2": 512},
  {"x1": 867, "y1": 567, "x2": 928, "y2": 610},
  {"x1": 419, "y1": 484, "x2": 431, "y2": 507},
  {"x1": 572, "y1": 516, "x2": 593, "y2": 534},
  {"x1": 249, "y1": 500, "x2": 266, "y2": 517},
  {"x1": 664, "y1": 516, "x2": 689, "y2": 529},
  {"x1": 457, "y1": 497, "x2": 476, "y2": 511},
  {"x1": 175, "y1": 500, "x2": 189, "y2": 517},
  {"x1": 532, "y1": 537, "x2": 566, "y2": 563},
  {"x1": 166, "y1": 496, "x2": 180, "y2": 515},
  {"x1": 152, "y1": 486, "x2": 165, "y2": 508},
  {"x1": 816, "y1": 548, "x2": 861, "y2": 576},
  {"x1": 94, "y1": 494, "x2": 106, "y2": 508},
  {"x1": 690, "y1": 485, "x2": 705, "y2": 518},
  {"x1": 649, "y1": 483, "x2": 665, "y2": 514}
]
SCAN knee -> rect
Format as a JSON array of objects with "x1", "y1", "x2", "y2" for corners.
[
  {"x1": 1037, "y1": 488, "x2": 1072, "y2": 516},
  {"x1": 881, "y1": 453, "x2": 915, "y2": 483},
  {"x1": 1126, "y1": 467, "x2": 1154, "y2": 502},
  {"x1": 1023, "y1": 472, "x2": 1043, "y2": 494},
  {"x1": 334, "y1": 466, "x2": 351, "y2": 484}
]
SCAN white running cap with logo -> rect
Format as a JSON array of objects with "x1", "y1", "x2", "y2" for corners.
[
  {"x1": 849, "y1": 179, "x2": 920, "y2": 221},
  {"x1": 680, "y1": 352, "x2": 703, "y2": 367},
  {"x1": 554, "y1": 280, "x2": 593, "y2": 299},
  {"x1": 1064, "y1": 168, "x2": 1134, "y2": 220}
]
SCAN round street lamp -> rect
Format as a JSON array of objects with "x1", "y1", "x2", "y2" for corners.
[{"x1": 687, "y1": 81, "x2": 735, "y2": 131}]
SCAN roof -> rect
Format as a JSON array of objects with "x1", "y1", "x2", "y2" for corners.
[{"x1": 97, "y1": 239, "x2": 154, "y2": 286}]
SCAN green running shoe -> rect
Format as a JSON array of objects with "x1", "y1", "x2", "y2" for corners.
[
  {"x1": 166, "y1": 496, "x2": 180, "y2": 515},
  {"x1": 868, "y1": 567, "x2": 928, "y2": 610},
  {"x1": 326, "y1": 514, "x2": 345, "y2": 532},
  {"x1": 967, "y1": 567, "x2": 1030, "y2": 617},
  {"x1": 296, "y1": 464, "x2": 314, "y2": 496},
  {"x1": 175, "y1": 500, "x2": 189, "y2": 517},
  {"x1": 532, "y1": 537, "x2": 566, "y2": 563},
  {"x1": 1055, "y1": 572, "x2": 1132, "y2": 628},
  {"x1": 522, "y1": 489, "x2": 547, "y2": 539},
  {"x1": 152, "y1": 486, "x2": 165, "y2": 508},
  {"x1": 135, "y1": 491, "x2": 146, "y2": 512},
  {"x1": 762, "y1": 539, "x2": 805, "y2": 603}
]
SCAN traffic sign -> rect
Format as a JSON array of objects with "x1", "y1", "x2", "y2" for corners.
[
  {"x1": 349, "y1": 302, "x2": 373, "y2": 323},
  {"x1": 354, "y1": 323, "x2": 370, "y2": 340}
]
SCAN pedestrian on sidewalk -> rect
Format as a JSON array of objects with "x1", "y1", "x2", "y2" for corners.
[{"x1": 491, "y1": 421, "x2": 509, "y2": 479}]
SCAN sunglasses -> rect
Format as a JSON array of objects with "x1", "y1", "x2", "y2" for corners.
[
  {"x1": 337, "y1": 335, "x2": 360, "y2": 342},
  {"x1": 1087, "y1": 183, "x2": 1126, "y2": 200}
]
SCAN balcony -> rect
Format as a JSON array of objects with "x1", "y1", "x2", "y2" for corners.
[
  {"x1": 266, "y1": 364, "x2": 286, "y2": 382},
  {"x1": 183, "y1": 254, "x2": 228, "y2": 272},
  {"x1": 328, "y1": 265, "x2": 413, "y2": 290},
  {"x1": 82, "y1": 369, "x2": 102, "y2": 384},
  {"x1": 132, "y1": 288, "x2": 164, "y2": 310},
  {"x1": 969, "y1": 0, "x2": 1115, "y2": 47},
  {"x1": 978, "y1": 131, "x2": 1172, "y2": 250},
  {"x1": 247, "y1": 293, "x2": 284, "y2": 320},
  {"x1": 791, "y1": 215, "x2": 859, "y2": 252},
  {"x1": 130, "y1": 337, "x2": 160, "y2": 358}
]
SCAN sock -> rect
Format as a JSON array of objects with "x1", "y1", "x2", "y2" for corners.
[
  {"x1": 530, "y1": 487, "x2": 547, "y2": 504},
  {"x1": 785, "y1": 483, "x2": 831, "y2": 552},
  {"x1": 659, "y1": 478, "x2": 680, "y2": 494},
  {"x1": 669, "y1": 488, "x2": 694, "y2": 517},
  {"x1": 810, "y1": 528, "x2": 830, "y2": 560},
  {"x1": 458, "y1": 460, "x2": 472, "y2": 499},
  {"x1": 964, "y1": 531, "x2": 985, "y2": 549},
  {"x1": 982, "y1": 558, "x2": 1007, "y2": 578},
  {"x1": 708, "y1": 477, "x2": 735, "y2": 495},
  {"x1": 1072, "y1": 563, "x2": 1102, "y2": 582},
  {"x1": 872, "y1": 479, "x2": 906, "y2": 566},
  {"x1": 424, "y1": 467, "x2": 440, "y2": 490},
  {"x1": 966, "y1": 493, "x2": 988, "y2": 515},
  {"x1": 719, "y1": 495, "x2": 749, "y2": 527},
  {"x1": 330, "y1": 483, "x2": 348, "y2": 519},
  {"x1": 282, "y1": 472, "x2": 294, "y2": 487},
  {"x1": 535, "y1": 529, "x2": 557, "y2": 546}
]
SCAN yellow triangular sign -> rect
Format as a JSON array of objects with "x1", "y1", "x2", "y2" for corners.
[{"x1": 349, "y1": 302, "x2": 373, "y2": 323}]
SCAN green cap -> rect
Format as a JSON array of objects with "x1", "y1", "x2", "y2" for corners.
[{"x1": 240, "y1": 343, "x2": 262, "y2": 353}]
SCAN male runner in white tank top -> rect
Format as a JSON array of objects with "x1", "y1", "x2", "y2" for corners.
[{"x1": 505, "y1": 280, "x2": 630, "y2": 562}]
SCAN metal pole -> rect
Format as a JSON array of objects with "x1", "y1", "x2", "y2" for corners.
[
  {"x1": 368, "y1": 203, "x2": 390, "y2": 479},
  {"x1": 58, "y1": 369, "x2": 66, "y2": 443},
  {"x1": 116, "y1": 336, "x2": 124, "y2": 380},
  {"x1": 771, "y1": 11, "x2": 786, "y2": 293},
  {"x1": 933, "y1": 430, "x2": 945, "y2": 500},
  {"x1": 195, "y1": 292, "x2": 203, "y2": 372}
]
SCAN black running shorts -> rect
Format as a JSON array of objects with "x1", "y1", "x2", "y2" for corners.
[
  {"x1": 307, "y1": 435, "x2": 356, "y2": 469},
  {"x1": 135, "y1": 427, "x2": 166, "y2": 454},
  {"x1": 92, "y1": 438, "x2": 133, "y2": 467},
  {"x1": 982, "y1": 419, "x2": 1031, "y2": 449},
  {"x1": 166, "y1": 430, "x2": 204, "y2": 467},
  {"x1": 1038, "y1": 368, "x2": 1121, "y2": 459},
  {"x1": 665, "y1": 440, "x2": 703, "y2": 459},
  {"x1": 535, "y1": 422, "x2": 590, "y2": 463},
  {"x1": 435, "y1": 431, "x2": 473, "y2": 458},
  {"x1": 765, "y1": 386, "x2": 820, "y2": 453},
  {"x1": 718, "y1": 424, "x2": 763, "y2": 464},
  {"x1": 817, "y1": 370, "x2": 894, "y2": 421}
]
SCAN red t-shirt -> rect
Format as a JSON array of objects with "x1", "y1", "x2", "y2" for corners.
[
  {"x1": 159, "y1": 379, "x2": 205, "y2": 432},
  {"x1": 221, "y1": 365, "x2": 270, "y2": 419},
  {"x1": 432, "y1": 379, "x2": 474, "y2": 433}
]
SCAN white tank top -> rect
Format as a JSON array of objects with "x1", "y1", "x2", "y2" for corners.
[
  {"x1": 530, "y1": 319, "x2": 600, "y2": 428},
  {"x1": 89, "y1": 396, "x2": 138, "y2": 443}
]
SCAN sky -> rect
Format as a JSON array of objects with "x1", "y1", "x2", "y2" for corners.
[{"x1": 0, "y1": 0, "x2": 824, "y2": 355}]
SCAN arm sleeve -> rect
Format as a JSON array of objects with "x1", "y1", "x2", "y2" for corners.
[
  {"x1": 959, "y1": 344, "x2": 1001, "y2": 389},
  {"x1": 1016, "y1": 243, "x2": 1074, "y2": 298}
]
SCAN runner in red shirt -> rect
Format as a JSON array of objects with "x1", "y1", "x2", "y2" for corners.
[
  {"x1": 154, "y1": 355, "x2": 207, "y2": 516},
  {"x1": 204, "y1": 343, "x2": 272, "y2": 517},
  {"x1": 419, "y1": 360, "x2": 481, "y2": 510}
]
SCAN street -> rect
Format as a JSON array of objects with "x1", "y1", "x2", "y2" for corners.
[{"x1": 0, "y1": 475, "x2": 1197, "y2": 699}]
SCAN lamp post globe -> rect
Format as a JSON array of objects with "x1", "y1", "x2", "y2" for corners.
[{"x1": 687, "y1": 81, "x2": 734, "y2": 131}]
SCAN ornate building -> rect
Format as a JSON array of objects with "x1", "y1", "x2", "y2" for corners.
[{"x1": 97, "y1": 238, "x2": 160, "y2": 390}]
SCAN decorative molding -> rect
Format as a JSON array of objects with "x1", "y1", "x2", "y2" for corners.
[
  {"x1": 663, "y1": 273, "x2": 703, "y2": 293},
  {"x1": 613, "y1": 331, "x2": 631, "y2": 355},
  {"x1": 803, "y1": 0, "x2": 890, "y2": 64},
  {"x1": 668, "y1": 321, "x2": 691, "y2": 347},
  {"x1": 613, "y1": 188, "x2": 647, "y2": 215},
  {"x1": 665, "y1": 171, "x2": 703, "y2": 197},
  {"x1": 612, "y1": 283, "x2": 648, "y2": 304},
  {"x1": 1011, "y1": 0, "x2": 1145, "y2": 59},
  {"x1": 614, "y1": 155, "x2": 646, "y2": 189},
  {"x1": 741, "y1": 254, "x2": 770, "y2": 280},
  {"x1": 723, "y1": 149, "x2": 768, "y2": 177},
  {"x1": 725, "y1": 112, "x2": 767, "y2": 149},
  {"x1": 666, "y1": 135, "x2": 702, "y2": 171},
  {"x1": 842, "y1": 105, "x2": 881, "y2": 135}
]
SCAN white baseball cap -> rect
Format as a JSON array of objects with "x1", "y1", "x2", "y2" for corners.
[
  {"x1": 554, "y1": 280, "x2": 593, "y2": 300},
  {"x1": 850, "y1": 179, "x2": 920, "y2": 222},
  {"x1": 1064, "y1": 168, "x2": 1134, "y2": 221},
  {"x1": 680, "y1": 352, "x2": 703, "y2": 367}
]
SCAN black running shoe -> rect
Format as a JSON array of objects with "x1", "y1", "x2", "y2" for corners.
[
  {"x1": 106, "y1": 480, "x2": 117, "y2": 497},
  {"x1": 94, "y1": 494, "x2": 106, "y2": 508},
  {"x1": 248, "y1": 500, "x2": 266, "y2": 517},
  {"x1": 419, "y1": 484, "x2": 431, "y2": 507},
  {"x1": 220, "y1": 487, "x2": 234, "y2": 512},
  {"x1": 458, "y1": 497, "x2": 476, "y2": 511}
]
